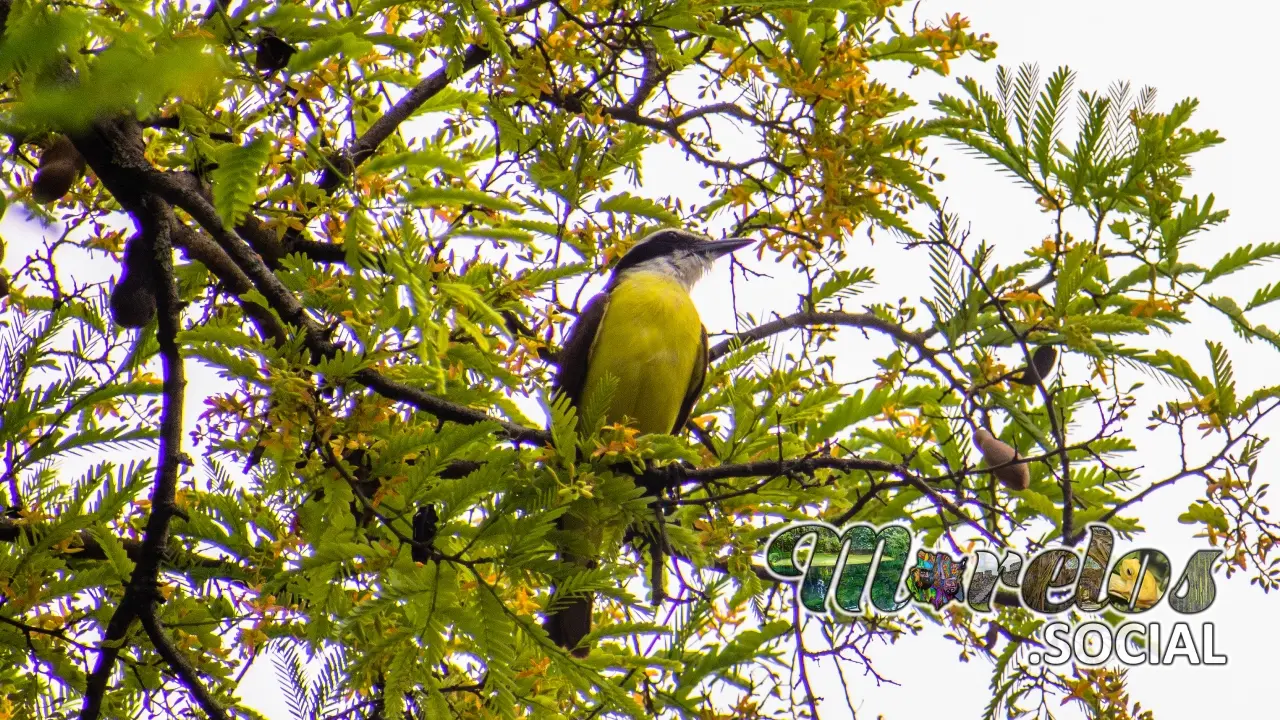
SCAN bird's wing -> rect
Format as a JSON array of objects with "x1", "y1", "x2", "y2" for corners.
[
  {"x1": 671, "y1": 325, "x2": 709, "y2": 435},
  {"x1": 552, "y1": 292, "x2": 609, "y2": 409},
  {"x1": 547, "y1": 293, "x2": 609, "y2": 656}
]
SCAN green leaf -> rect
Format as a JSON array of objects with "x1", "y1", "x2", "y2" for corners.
[
  {"x1": 676, "y1": 620, "x2": 790, "y2": 699},
  {"x1": 1246, "y1": 282, "x2": 1280, "y2": 311},
  {"x1": 465, "y1": 0, "x2": 513, "y2": 65},
  {"x1": 1178, "y1": 501, "x2": 1229, "y2": 532},
  {"x1": 287, "y1": 33, "x2": 376, "y2": 72},
  {"x1": 595, "y1": 192, "x2": 681, "y2": 226},
  {"x1": 436, "y1": 282, "x2": 507, "y2": 327},
  {"x1": 406, "y1": 186, "x2": 522, "y2": 213},
  {"x1": 1201, "y1": 242, "x2": 1280, "y2": 284},
  {"x1": 364, "y1": 148, "x2": 468, "y2": 177},
  {"x1": 1207, "y1": 341, "x2": 1237, "y2": 416},
  {"x1": 14, "y1": 37, "x2": 223, "y2": 130},
  {"x1": 211, "y1": 136, "x2": 271, "y2": 228},
  {"x1": 1029, "y1": 65, "x2": 1074, "y2": 173},
  {"x1": 811, "y1": 267, "x2": 876, "y2": 309},
  {"x1": 1074, "y1": 313, "x2": 1150, "y2": 335}
]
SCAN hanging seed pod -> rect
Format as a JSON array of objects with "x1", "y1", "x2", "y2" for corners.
[
  {"x1": 411, "y1": 504, "x2": 439, "y2": 563},
  {"x1": 110, "y1": 273, "x2": 157, "y2": 328},
  {"x1": 1012, "y1": 345, "x2": 1059, "y2": 386},
  {"x1": 974, "y1": 428, "x2": 1030, "y2": 491},
  {"x1": 109, "y1": 236, "x2": 158, "y2": 328},
  {"x1": 31, "y1": 136, "x2": 86, "y2": 204},
  {"x1": 255, "y1": 33, "x2": 297, "y2": 73}
]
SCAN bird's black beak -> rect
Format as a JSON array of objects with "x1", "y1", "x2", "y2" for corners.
[{"x1": 697, "y1": 237, "x2": 754, "y2": 258}]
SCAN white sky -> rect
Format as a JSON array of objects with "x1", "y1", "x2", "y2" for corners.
[
  {"x1": 766, "y1": 2, "x2": 1280, "y2": 718},
  {"x1": 2, "y1": 0, "x2": 1273, "y2": 717},
  {"x1": 618, "y1": 1, "x2": 1280, "y2": 717}
]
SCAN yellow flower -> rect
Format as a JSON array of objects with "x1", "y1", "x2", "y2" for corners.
[{"x1": 511, "y1": 587, "x2": 540, "y2": 616}]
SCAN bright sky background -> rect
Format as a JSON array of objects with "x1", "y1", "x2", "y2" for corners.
[
  {"x1": 624, "y1": 1, "x2": 1280, "y2": 716},
  {"x1": 745, "y1": 1, "x2": 1280, "y2": 717},
  {"x1": 4, "y1": 0, "x2": 1274, "y2": 717}
]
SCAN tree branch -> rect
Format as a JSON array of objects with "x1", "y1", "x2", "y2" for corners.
[
  {"x1": 316, "y1": 44, "x2": 493, "y2": 193},
  {"x1": 316, "y1": 0, "x2": 550, "y2": 194},
  {"x1": 138, "y1": 611, "x2": 230, "y2": 720},
  {"x1": 147, "y1": 169, "x2": 550, "y2": 442},
  {"x1": 708, "y1": 310, "x2": 929, "y2": 361},
  {"x1": 72, "y1": 111, "x2": 547, "y2": 452},
  {"x1": 0, "y1": 517, "x2": 245, "y2": 574},
  {"x1": 80, "y1": 197, "x2": 189, "y2": 720},
  {"x1": 169, "y1": 220, "x2": 287, "y2": 345}
]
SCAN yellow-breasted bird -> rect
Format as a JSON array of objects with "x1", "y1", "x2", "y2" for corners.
[{"x1": 545, "y1": 228, "x2": 753, "y2": 656}]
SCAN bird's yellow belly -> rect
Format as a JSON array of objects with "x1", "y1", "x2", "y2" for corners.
[{"x1": 582, "y1": 275, "x2": 703, "y2": 435}]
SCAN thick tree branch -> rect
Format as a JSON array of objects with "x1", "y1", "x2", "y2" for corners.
[
  {"x1": 68, "y1": 119, "x2": 284, "y2": 346},
  {"x1": 71, "y1": 113, "x2": 546, "y2": 451},
  {"x1": 170, "y1": 221, "x2": 287, "y2": 344},
  {"x1": 58, "y1": 1, "x2": 558, "y2": 450},
  {"x1": 80, "y1": 197, "x2": 189, "y2": 720},
  {"x1": 0, "y1": 517, "x2": 245, "y2": 574},
  {"x1": 353, "y1": 369, "x2": 548, "y2": 443}
]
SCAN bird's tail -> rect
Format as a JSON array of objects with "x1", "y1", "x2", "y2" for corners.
[
  {"x1": 544, "y1": 590, "x2": 592, "y2": 658},
  {"x1": 546, "y1": 514, "x2": 594, "y2": 657},
  {"x1": 642, "y1": 511, "x2": 667, "y2": 605}
]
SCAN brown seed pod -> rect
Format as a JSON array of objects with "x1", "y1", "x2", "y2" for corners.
[
  {"x1": 110, "y1": 236, "x2": 158, "y2": 328},
  {"x1": 122, "y1": 233, "x2": 156, "y2": 278},
  {"x1": 1011, "y1": 345, "x2": 1059, "y2": 386},
  {"x1": 411, "y1": 504, "x2": 439, "y2": 563},
  {"x1": 974, "y1": 428, "x2": 1030, "y2": 491},
  {"x1": 255, "y1": 34, "x2": 297, "y2": 73},
  {"x1": 110, "y1": 272, "x2": 157, "y2": 328},
  {"x1": 31, "y1": 136, "x2": 86, "y2": 204}
]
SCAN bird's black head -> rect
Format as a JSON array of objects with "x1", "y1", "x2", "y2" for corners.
[{"x1": 611, "y1": 229, "x2": 753, "y2": 288}]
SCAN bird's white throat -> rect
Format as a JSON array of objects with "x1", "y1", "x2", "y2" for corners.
[{"x1": 615, "y1": 252, "x2": 715, "y2": 291}]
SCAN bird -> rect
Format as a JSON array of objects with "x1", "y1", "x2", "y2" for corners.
[{"x1": 544, "y1": 228, "x2": 753, "y2": 656}]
